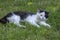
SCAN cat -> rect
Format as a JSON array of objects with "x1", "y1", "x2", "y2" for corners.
[{"x1": 0, "y1": 10, "x2": 50, "y2": 28}]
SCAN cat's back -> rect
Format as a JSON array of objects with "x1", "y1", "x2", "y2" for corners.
[{"x1": 13, "y1": 11, "x2": 34, "y2": 20}]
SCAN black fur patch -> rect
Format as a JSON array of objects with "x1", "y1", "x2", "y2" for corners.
[
  {"x1": 13, "y1": 11, "x2": 34, "y2": 20},
  {"x1": 0, "y1": 17, "x2": 9, "y2": 24},
  {"x1": 0, "y1": 13, "x2": 12, "y2": 24},
  {"x1": 45, "y1": 11, "x2": 49, "y2": 18}
]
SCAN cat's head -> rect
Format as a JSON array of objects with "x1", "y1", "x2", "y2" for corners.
[{"x1": 37, "y1": 9, "x2": 49, "y2": 20}]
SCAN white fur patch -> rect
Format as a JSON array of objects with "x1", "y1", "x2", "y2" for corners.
[{"x1": 7, "y1": 13, "x2": 20, "y2": 23}]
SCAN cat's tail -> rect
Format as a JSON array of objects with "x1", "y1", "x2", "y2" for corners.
[{"x1": 0, "y1": 18, "x2": 7, "y2": 24}]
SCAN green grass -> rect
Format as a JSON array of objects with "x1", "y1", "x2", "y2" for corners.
[{"x1": 0, "y1": 0, "x2": 60, "y2": 40}]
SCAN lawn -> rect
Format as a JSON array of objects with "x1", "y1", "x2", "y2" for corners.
[{"x1": 0, "y1": 0, "x2": 60, "y2": 40}]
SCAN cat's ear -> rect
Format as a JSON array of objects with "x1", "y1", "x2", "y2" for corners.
[
  {"x1": 37, "y1": 9, "x2": 41, "y2": 14},
  {"x1": 37, "y1": 9, "x2": 44, "y2": 13},
  {"x1": 37, "y1": 9, "x2": 40, "y2": 12},
  {"x1": 37, "y1": 9, "x2": 41, "y2": 13},
  {"x1": 37, "y1": 9, "x2": 40, "y2": 14}
]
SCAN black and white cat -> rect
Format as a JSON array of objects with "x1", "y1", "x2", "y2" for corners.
[{"x1": 0, "y1": 10, "x2": 50, "y2": 28}]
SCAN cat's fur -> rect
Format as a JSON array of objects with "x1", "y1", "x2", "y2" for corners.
[{"x1": 0, "y1": 10, "x2": 50, "y2": 28}]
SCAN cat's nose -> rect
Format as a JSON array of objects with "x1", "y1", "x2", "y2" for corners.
[{"x1": 42, "y1": 17, "x2": 46, "y2": 19}]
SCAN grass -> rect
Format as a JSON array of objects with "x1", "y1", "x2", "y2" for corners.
[{"x1": 0, "y1": 0, "x2": 60, "y2": 40}]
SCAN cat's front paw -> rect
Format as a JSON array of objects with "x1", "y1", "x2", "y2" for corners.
[
  {"x1": 46, "y1": 24, "x2": 51, "y2": 28},
  {"x1": 36, "y1": 25, "x2": 40, "y2": 28},
  {"x1": 18, "y1": 25, "x2": 26, "y2": 28},
  {"x1": 22, "y1": 26, "x2": 26, "y2": 28}
]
